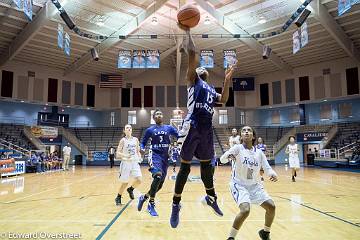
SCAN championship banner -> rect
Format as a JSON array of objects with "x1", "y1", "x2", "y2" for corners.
[
  {"x1": 64, "y1": 32, "x2": 71, "y2": 56},
  {"x1": 293, "y1": 30, "x2": 300, "y2": 54},
  {"x1": 200, "y1": 50, "x2": 214, "y2": 68},
  {"x1": 23, "y1": 0, "x2": 32, "y2": 21},
  {"x1": 146, "y1": 50, "x2": 160, "y2": 68},
  {"x1": 12, "y1": 0, "x2": 22, "y2": 8},
  {"x1": 132, "y1": 50, "x2": 146, "y2": 68},
  {"x1": 300, "y1": 22, "x2": 309, "y2": 48},
  {"x1": 118, "y1": 50, "x2": 132, "y2": 68},
  {"x1": 352, "y1": 0, "x2": 360, "y2": 5},
  {"x1": 57, "y1": 24, "x2": 64, "y2": 49},
  {"x1": 338, "y1": 0, "x2": 352, "y2": 16},
  {"x1": 233, "y1": 77, "x2": 255, "y2": 91},
  {"x1": 31, "y1": 126, "x2": 58, "y2": 138},
  {"x1": 223, "y1": 50, "x2": 237, "y2": 69},
  {"x1": 93, "y1": 152, "x2": 109, "y2": 161}
]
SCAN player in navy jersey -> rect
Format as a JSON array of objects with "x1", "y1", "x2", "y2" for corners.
[
  {"x1": 169, "y1": 141, "x2": 181, "y2": 173},
  {"x1": 256, "y1": 137, "x2": 267, "y2": 181},
  {"x1": 137, "y1": 109, "x2": 178, "y2": 217},
  {"x1": 170, "y1": 22, "x2": 236, "y2": 228}
]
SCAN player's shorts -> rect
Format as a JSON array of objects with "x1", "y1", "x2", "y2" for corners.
[
  {"x1": 180, "y1": 125, "x2": 214, "y2": 161},
  {"x1": 230, "y1": 181, "x2": 271, "y2": 206},
  {"x1": 289, "y1": 156, "x2": 300, "y2": 169},
  {"x1": 119, "y1": 161, "x2": 142, "y2": 182},
  {"x1": 148, "y1": 152, "x2": 169, "y2": 180}
]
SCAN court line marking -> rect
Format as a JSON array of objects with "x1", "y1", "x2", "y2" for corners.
[
  {"x1": 275, "y1": 196, "x2": 360, "y2": 228},
  {"x1": 1, "y1": 172, "x2": 106, "y2": 204},
  {"x1": 95, "y1": 200, "x2": 132, "y2": 240}
]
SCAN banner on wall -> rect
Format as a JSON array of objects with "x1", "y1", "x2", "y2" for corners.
[
  {"x1": 233, "y1": 77, "x2": 255, "y2": 91},
  {"x1": 31, "y1": 126, "x2": 58, "y2": 138},
  {"x1": 93, "y1": 151, "x2": 109, "y2": 161},
  {"x1": 57, "y1": 24, "x2": 64, "y2": 49},
  {"x1": 64, "y1": 32, "x2": 71, "y2": 56},
  {"x1": 12, "y1": 0, "x2": 22, "y2": 8},
  {"x1": 300, "y1": 22, "x2": 309, "y2": 48},
  {"x1": 352, "y1": 0, "x2": 360, "y2": 5},
  {"x1": 338, "y1": 0, "x2": 352, "y2": 16},
  {"x1": 117, "y1": 50, "x2": 132, "y2": 68},
  {"x1": 1, "y1": 161, "x2": 25, "y2": 177},
  {"x1": 223, "y1": 50, "x2": 237, "y2": 69},
  {"x1": 146, "y1": 50, "x2": 160, "y2": 68},
  {"x1": 132, "y1": 50, "x2": 146, "y2": 68},
  {"x1": 293, "y1": 30, "x2": 301, "y2": 54},
  {"x1": 200, "y1": 50, "x2": 214, "y2": 68},
  {"x1": 23, "y1": 0, "x2": 33, "y2": 21},
  {"x1": 297, "y1": 132, "x2": 328, "y2": 142}
]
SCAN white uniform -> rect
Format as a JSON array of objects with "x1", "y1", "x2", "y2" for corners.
[
  {"x1": 287, "y1": 144, "x2": 300, "y2": 169},
  {"x1": 117, "y1": 136, "x2": 142, "y2": 182},
  {"x1": 220, "y1": 144, "x2": 277, "y2": 205},
  {"x1": 229, "y1": 135, "x2": 240, "y2": 148}
]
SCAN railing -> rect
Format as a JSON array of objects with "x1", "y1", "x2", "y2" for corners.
[
  {"x1": 273, "y1": 128, "x2": 296, "y2": 155},
  {"x1": 23, "y1": 126, "x2": 46, "y2": 151},
  {"x1": 266, "y1": 147, "x2": 274, "y2": 160},
  {"x1": 0, "y1": 138, "x2": 31, "y2": 157},
  {"x1": 213, "y1": 127, "x2": 225, "y2": 154},
  {"x1": 320, "y1": 125, "x2": 338, "y2": 149},
  {"x1": 337, "y1": 142, "x2": 359, "y2": 159},
  {"x1": 0, "y1": 117, "x2": 26, "y2": 125},
  {"x1": 58, "y1": 127, "x2": 88, "y2": 158}
]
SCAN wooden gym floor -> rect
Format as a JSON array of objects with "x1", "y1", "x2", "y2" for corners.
[{"x1": 0, "y1": 166, "x2": 359, "y2": 240}]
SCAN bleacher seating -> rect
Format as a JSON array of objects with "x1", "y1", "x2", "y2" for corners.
[
  {"x1": 327, "y1": 123, "x2": 360, "y2": 149},
  {"x1": 0, "y1": 123, "x2": 36, "y2": 150}
]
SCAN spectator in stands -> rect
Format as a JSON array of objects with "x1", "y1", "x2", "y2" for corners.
[
  {"x1": 314, "y1": 147, "x2": 319, "y2": 157},
  {"x1": 256, "y1": 137, "x2": 267, "y2": 181},
  {"x1": 108, "y1": 145, "x2": 116, "y2": 168},
  {"x1": 228, "y1": 128, "x2": 240, "y2": 148},
  {"x1": 0, "y1": 152, "x2": 6, "y2": 159},
  {"x1": 62, "y1": 143, "x2": 72, "y2": 171}
]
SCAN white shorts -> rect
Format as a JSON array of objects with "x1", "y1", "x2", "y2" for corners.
[
  {"x1": 119, "y1": 161, "x2": 142, "y2": 182},
  {"x1": 230, "y1": 181, "x2": 271, "y2": 206},
  {"x1": 289, "y1": 156, "x2": 300, "y2": 169}
]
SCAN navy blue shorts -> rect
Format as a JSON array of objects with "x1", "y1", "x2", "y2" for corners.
[
  {"x1": 180, "y1": 125, "x2": 214, "y2": 161},
  {"x1": 148, "y1": 152, "x2": 169, "y2": 180}
]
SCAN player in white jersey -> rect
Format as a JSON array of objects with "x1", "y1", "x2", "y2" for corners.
[
  {"x1": 220, "y1": 126, "x2": 277, "y2": 240},
  {"x1": 285, "y1": 136, "x2": 300, "y2": 182},
  {"x1": 114, "y1": 124, "x2": 142, "y2": 205},
  {"x1": 228, "y1": 128, "x2": 240, "y2": 148}
]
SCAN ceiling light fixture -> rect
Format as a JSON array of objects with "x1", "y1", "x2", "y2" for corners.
[
  {"x1": 151, "y1": 16, "x2": 158, "y2": 25},
  {"x1": 204, "y1": 16, "x2": 211, "y2": 25},
  {"x1": 258, "y1": 17, "x2": 267, "y2": 24}
]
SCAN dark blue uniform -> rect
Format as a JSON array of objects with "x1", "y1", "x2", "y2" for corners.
[
  {"x1": 169, "y1": 146, "x2": 181, "y2": 164},
  {"x1": 180, "y1": 77, "x2": 220, "y2": 161},
  {"x1": 141, "y1": 125, "x2": 178, "y2": 179}
]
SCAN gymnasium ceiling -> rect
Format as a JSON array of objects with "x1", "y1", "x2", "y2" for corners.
[{"x1": 0, "y1": 0, "x2": 359, "y2": 79}]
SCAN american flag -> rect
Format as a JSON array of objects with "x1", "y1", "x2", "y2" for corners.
[{"x1": 99, "y1": 74, "x2": 123, "y2": 88}]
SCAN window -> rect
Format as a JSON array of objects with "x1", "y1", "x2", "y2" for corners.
[
  {"x1": 219, "y1": 110, "x2": 228, "y2": 125},
  {"x1": 339, "y1": 103, "x2": 352, "y2": 118},
  {"x1": 128, "y1": 111, "x2": 136, "y2": 125},
  {"x1": 239, "y1": 111, "x2": 245, "y2": 125},
  {"x1": 110, "y1": 112, "x2": 115, "y2": 126},
  {"x1": 150, "y1": 110, "x2": 155, "y2": 124},
  {"x1": 320, "y1": 104, "x2": 332, "y2": 120}
]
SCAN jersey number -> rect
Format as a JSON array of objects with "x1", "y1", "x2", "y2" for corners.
[
  {"x1": 159, "y1": 136, "x2": 163, "y2": 142},
  {"x1": 247, "y1": 168, "x2": 253, "y2": 180},
  {"x1": 207, "y1": 92, "x2": 214, "y2": 104}
]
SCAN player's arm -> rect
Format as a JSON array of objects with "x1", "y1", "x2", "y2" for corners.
[
  {"x1": 261, "y1": 152, "x2": 277, "y2": 181},
  {"x1": 217, "y1": 65, "x2": 235, "y2": 104},
  {"x1": 220, "y1": 145, "x2": 240, "y2": 164},
  {"x1": 116, "y1": 138, "x2": 125, "y2": 159},
  {"x1": 285, "y1": 145, "x2": 289, "y2": 154},
  {"x1": 140, "y1": 128, "x2": 151, "y2": 154},
  {"x1": 178, "y1": 23, "x2": 198, "y2": 85},
  {"x1": 170, "y1": 126, "x2": 179, "y2": 139}
]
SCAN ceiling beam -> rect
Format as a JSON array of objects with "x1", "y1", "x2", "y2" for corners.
[
  {"x1": 0, "y1": 1, "x2": 54, "y2": 67},
  {"x1": 310, "y1": 0, "x2": 360, "y2": 63},
  {"x1": 64, "y1": 0, "x2": 169, "y2": 76},
  {"x1": 194, "y1": 0, "x2": 293, "y2": 74}
]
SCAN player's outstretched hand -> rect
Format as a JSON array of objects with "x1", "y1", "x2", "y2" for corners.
[
  {"x1": 269, "y1": 174, "x2": 278, "y2": 182},
  {"x1": 177, "y1": 22, "x2": 190, "y2": 32},
  {"x1": 225, "y1": 64, "x2": 235, "y2": 80}
]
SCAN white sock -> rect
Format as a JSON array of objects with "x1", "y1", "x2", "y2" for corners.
[
  {"x1": 229, "y1": 227, "x2": 238, "y2": 238},
  {"x1": 264, "y1": 225, "x2": 271, "y2": 232}
]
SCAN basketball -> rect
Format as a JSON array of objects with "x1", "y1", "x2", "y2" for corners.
[{"x1": 177, "y1": 4, "x2": 200, "y2": 28}]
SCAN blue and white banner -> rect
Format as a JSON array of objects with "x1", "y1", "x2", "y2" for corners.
[
  {"x1": 352, "y1": 0, "x2": 360, "y2": 5},
  {"x1": 12, "y1": 0, "x2": 22, "y2": 8},
  {"x1": 1, "y1": 161, "x2": 25, "y2": 177},
  {"x1": 57, "y1": 24, "x2": 64, "y2": 49},
  {"x1": 146, "y1": 50, "x2": 160, "y2": 68},
  {"x1": 64, "y1": 32, "x2": 71, "y2": 56},
  {"x1": 200, "y1": 50, "x2": 214, "y2": 68},
  {"x1": 233, "y1": 77, "x2": 255, "y2": 91},
  {"x1": 93, "y1": 152, "x2": 109, "y2": 161},
  {"x1": 297, "y1": 132, "x2": 328, "y2": 142},
  {"x1": 23, "y1": 0, "x2": 32, "y2": 21},
  {"x1": 293, "y1": 30, "x2": 300, "y2": 54},
  {"x1": 118, "y1": 50, "x2": 132, "y2": 68},
  {"x1": 132, "y1": 50, "x2": 146, "y2": 68},
  {"x1": 300, "y1": 22, "x2": 309, "y2": 48},
  {"x1": 223, "y1": 50, "x2": 237, "y2": 69},
  {"x1": 338, "y1": 0, "x2": 352, "y2": 16}
]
